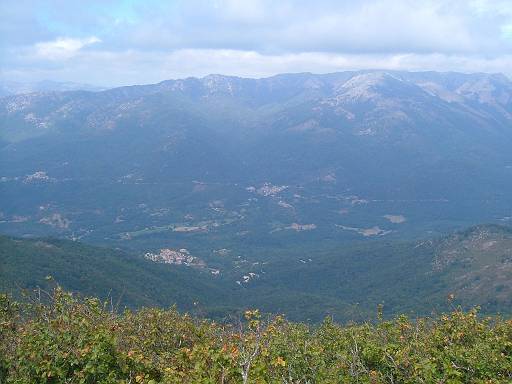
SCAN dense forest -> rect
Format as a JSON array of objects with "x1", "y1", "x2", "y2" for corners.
[{"x1": 1, "y1": 286, "x2": 511, "y2": 383}]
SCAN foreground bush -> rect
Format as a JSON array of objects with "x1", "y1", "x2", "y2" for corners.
[{"x1": 1, "y1": 288, "x2": 511, "y2": 383}]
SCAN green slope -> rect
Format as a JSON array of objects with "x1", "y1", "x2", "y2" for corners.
[
  {"x1": 0, "y1": 235, "x2": 230, "y2": 312},
  {"x1": 2, "y1": 224, "x2": 512, "y2": 322}
]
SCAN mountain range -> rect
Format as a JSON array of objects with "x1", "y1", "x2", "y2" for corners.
[{"x1": 1, "y1": 70, "x2": 512, "y2": 319}]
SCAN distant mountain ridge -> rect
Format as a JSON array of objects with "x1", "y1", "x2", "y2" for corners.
[
  {"x1": 0, "y1": 79, "x2": 107, "y2": 97},
  {"x1": 2, "y1": 70, "x2": 511, "y2": 135}
]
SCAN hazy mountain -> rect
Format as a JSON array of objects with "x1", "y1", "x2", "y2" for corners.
[
  {"x1": 0, "y1": 80, "x2": 107, "y2": 97},
  {"x1": 1, "y1": 70, "x2": 512, "y2": 280}
]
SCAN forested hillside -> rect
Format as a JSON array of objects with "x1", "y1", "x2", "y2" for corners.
[
  {"x1": 0, "y1": 235, "x2": 229, "y2": 313},
  {"x1": 2, "y1": 224, "x2": 512, "y2": 322}
]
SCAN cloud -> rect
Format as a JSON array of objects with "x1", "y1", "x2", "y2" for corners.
[
  {"x1": 89, "y1": 0, "x2": 511, "y2": 55},
  {"x1": 470, "y1": 0, "x2": 512, "y2": 16},
  {"x1": 33, "y1": 36, "x2": 101, "y2": 60},
  {"x1": 1, "y1": 0, "x2": 512, "y2": 85},
  {"x1": 3, "y1": 48, "x2": 512, "y2": 87}
]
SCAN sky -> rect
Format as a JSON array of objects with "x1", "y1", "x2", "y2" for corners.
[{"x1": 1, "y1": 0, "x2": 512, "y2": 86}]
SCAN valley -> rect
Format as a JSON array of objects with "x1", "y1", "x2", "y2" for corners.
[{"x1": 2, "y1": 70, "x2": 512, "y2": 321}]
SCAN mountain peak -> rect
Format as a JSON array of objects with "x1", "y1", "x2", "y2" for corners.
[{"x1": 335, "y1": 72, "x2": 402, "y2": 99}]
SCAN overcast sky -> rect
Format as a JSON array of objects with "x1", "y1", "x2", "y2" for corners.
[{"x1": 1, "y1": 0, "x2": 512, "y2": 86}]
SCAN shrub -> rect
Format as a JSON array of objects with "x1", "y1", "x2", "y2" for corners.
[{"x1": 1, "y1": 288, "x2": 511, "y2": 383}]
